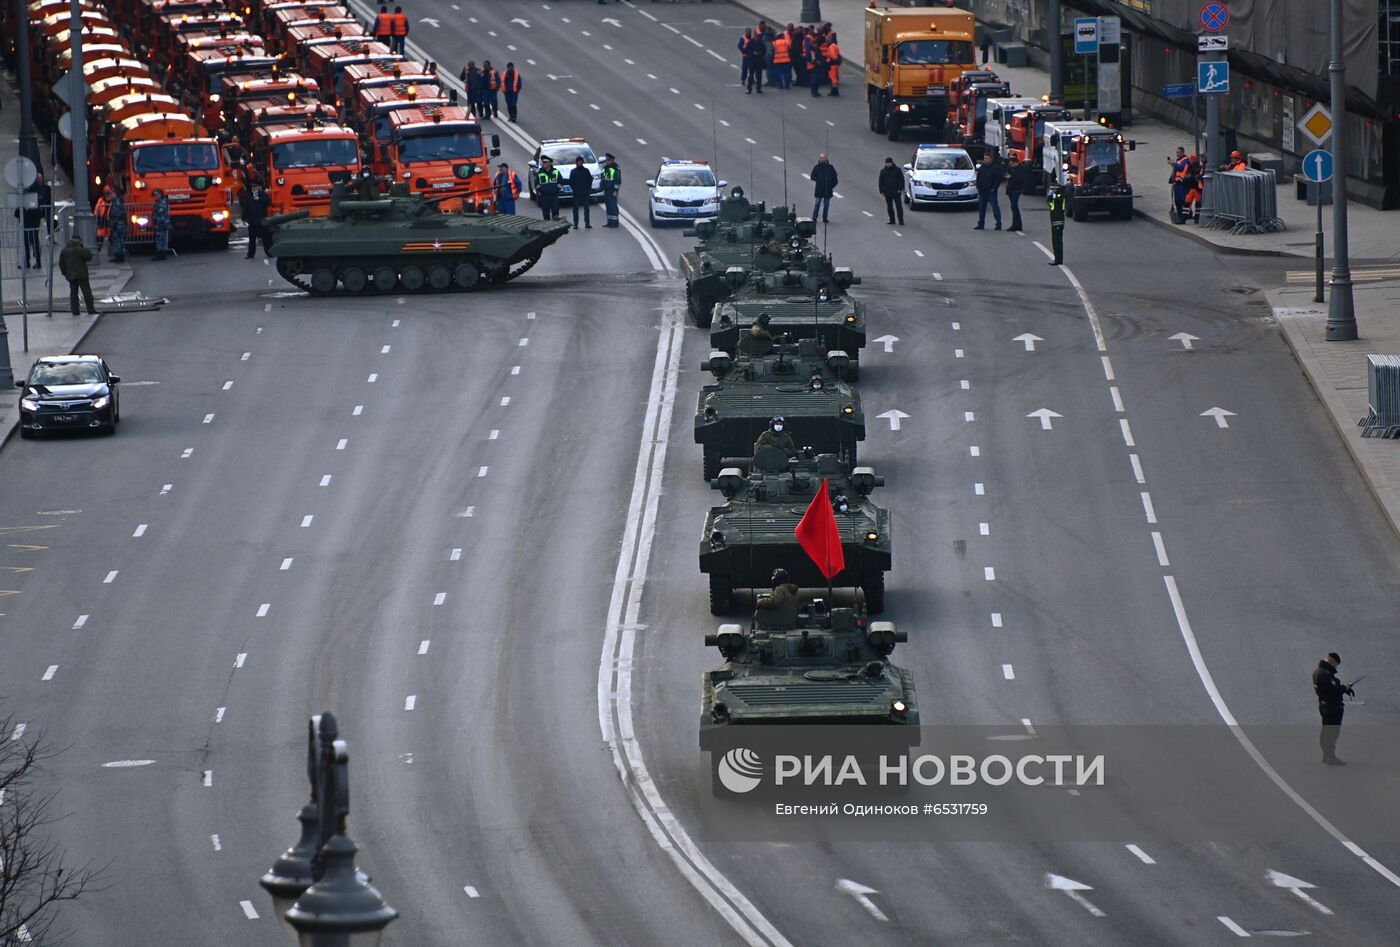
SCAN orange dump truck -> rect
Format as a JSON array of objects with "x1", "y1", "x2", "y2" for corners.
[
  {"x1": 383, "y1": 105, "x2": 498, "y2": 210},
  {"x1": 250, "y1": 121, "x2": 362, "y2": 215},
  {"x1": 107, "y1": 114, "x2": 234, "y2": 246},
  {"x1": 863, "y1": 5, "x2": 976, "y2": 141}
]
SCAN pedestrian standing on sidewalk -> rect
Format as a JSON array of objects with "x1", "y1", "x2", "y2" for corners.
[
  {"x1": 108, "y1": 188, "x2": 128, "y2": 263},
  {"x1": 811, "y1": 153, "x2": 838, "y2": 223},
  {"x1": 1046, "y1": 184, "x2": 1066, "y2": 265},
  {"x1": 877, "y1": 157, "x2": 904, "y2": 225},
  {"x1": 1005, "y1": 153, "x2": 1028, "y2": 231},
  {"x1": 152, "y1": 189, "x2": 173, "y2": 260},
  {"x1": 59, "y1": 237, "x2": 97, "y2": 317},
  {"x1": 973, "y1": 151, "x2": 1003, "y2": 230}
]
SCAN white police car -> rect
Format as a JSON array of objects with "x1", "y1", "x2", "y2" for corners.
[
  {"x1": 903, "y1": 143, "x2": 977, "y2": 208},
  {"x1": 645, "y1": 158, "x2": 727, "y2": 226},
  {"x1": 527, "y1": 137, "x2": 602, "y2": 204}
]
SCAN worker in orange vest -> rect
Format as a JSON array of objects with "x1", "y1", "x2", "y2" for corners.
[
  {"x1": 372, "y1": 4, "x2": 392, "y2": 44},
  {"x1": 389, "y1": 5, "x2": 408, "y2": 55},
  {"x1": 501, "y1": 62, "x2": 522, "y2": 121},
  {"x1": 482, "y1": 60, "x2": 500, "y2": 118},
  {"x1": 823, "y1": 34, "x2": 842, "y2": 97},
  {"x1": 770, "y1": 29, "x2": 791, "y2": 89},
  {"x1": 94, "y1": 188, "x2": 111, "y2": 250},
  {"x1": 1223, "y1": 148, "x2": 1247, "y2": 171}
]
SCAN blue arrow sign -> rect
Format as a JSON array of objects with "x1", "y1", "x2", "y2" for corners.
[
  {"x1": 1074, "y1": 17, "x2": 1099, "y2": 55},
  {"x1": 1162, "y1": 82, "x2": 1196, "y2": 99},
  {"x1": 1197, "y1": 60, "x2": 1229, "y2": 94},
  {"x1": 1302, "y1": 149, "x2": 1333, "y2": 183}
]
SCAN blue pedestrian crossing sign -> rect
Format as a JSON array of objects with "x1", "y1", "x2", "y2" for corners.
[
  {"x1": 1197, "y1": 60, "x2": 1229, "y2": 93},
  {"x1": 1302, "y1": 149, "x2": 1334, "y2": 184}
]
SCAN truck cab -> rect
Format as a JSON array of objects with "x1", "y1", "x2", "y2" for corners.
[
  {"x1": 112, "y1": 118, "x2": 233, "y2": 246},
  {"x1": 1041, "y1": 121, "x2": 1136, "y2": 220},
  {"x1": 863, "y1": 6, "x2": 976, "y2": 142},
  {"x1": 250, "y1": 122, "x2": 361, "y2": 216},
  {"x1": 386, "y1": 106, "x2": 500, "y2": 211},
  {"x1": 354, "y1": 85, "x2": 451, "y2": 177},
  {"x1": 979, "y1": 97, "x2": 1041, "y2": 158}
]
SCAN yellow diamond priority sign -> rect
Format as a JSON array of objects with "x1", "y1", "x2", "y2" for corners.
[{"x1": 1297, "y1": 103, "x2": 1333, "y2": 147}]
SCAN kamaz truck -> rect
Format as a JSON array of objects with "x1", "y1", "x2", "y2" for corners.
[{"x1": 864, "y1": 5, "x2": 976, "y2": 142}]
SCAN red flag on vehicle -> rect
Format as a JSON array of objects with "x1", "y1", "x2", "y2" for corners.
[{"x1": 795, "y1": 478, "x2": 845, "y2": 579}]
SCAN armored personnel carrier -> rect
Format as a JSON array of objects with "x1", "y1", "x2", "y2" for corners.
[
  {"x1": 708, "y1": 263, "x2": 866, "y2": 375},
  {"x1": 699, "y1": 595, "x2": 918, "y2": 793},
  {"x1": 678, "y1": 194, "x2": 821, "y2": 326},
  {"x1": 696, "y1": 339, "x2": 863, "y2": 480},
  {"x1": 701, "y1": 447, "x2": 892, "y2": 614},
  {"x1": 263, "y1": 188, "x2": 570, "y2": 295}
]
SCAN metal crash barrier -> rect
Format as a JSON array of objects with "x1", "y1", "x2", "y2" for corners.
[
  {"x1": 1360, "y1": 354, "x2": 1400, "y2": 438},
  {"x1": 1204, "y1": 169, "x2": 1285, "y2": 234}
]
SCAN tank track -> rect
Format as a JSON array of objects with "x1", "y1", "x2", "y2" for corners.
[{"x1": 275, "y1": 252, "x2": 543, "y2": 295}]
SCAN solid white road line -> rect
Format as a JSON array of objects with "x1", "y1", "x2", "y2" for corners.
[{"x1": 1125, "y1": 844, "x2": 1156, "y2": 865}]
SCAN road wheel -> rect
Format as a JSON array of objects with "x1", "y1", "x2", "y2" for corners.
[
  {"x1": 886, "y1": 116, "x2": 901, "y2": 142},
  {"x1": 19, "y1": 427, "x2": 33, "y2": 439},
  {"x1": 709, "y1": 574, "x2": 734, "y2": 615},
  {"x1": 703, "y1": 444, "x2": 722, "y2": 481},
  {"x1": 453, "y1": 261, "x2": 480, "y2": 289},
  {"x1": 873, "y1": 94, "x2": 888, "y2": 134},
  {"x1": 278, "y1": 257, "x2": 305, "y2": 279},
  {"x1": 1072, "y1": 198, "x2": 1089, "y2": 222},
  {"x1": 210, "y1": 232, "x2": 230, "y2": 250},
  {"x1": 862, "y1": 572, "x2": 886, "y2": 614},
  {"x1": 340, "y1": 267, "x2": 368, "y2": 293},
  {"x1": 693, "y1": 296, "x2": 715, "y2": 328},
  {"x1": 400, "y1": 265, "x2": 425, "y2": 291},
  {"x1": 310, "y1": 268, "x2": 337, "y2": 294},
  {"x1": 426, "y1": 264, "x2": 452, "y2": 290},
  {"x1": 371, "y1": 265, "x2": 398, "y2": 292}
]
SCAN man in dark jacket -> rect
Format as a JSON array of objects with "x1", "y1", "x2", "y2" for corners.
[
  {"x1": 1313, "y1": 652, "x2": 1354, "y2": 765},
  {"x1": 461, "y1": 61, "x2": 483, "y2": 115},
  {"x1": 754, "y1": 416, "x2": 796, "y2": 455},
  {"x1": 567, "y1": 157, "x2": 594, "y2": 229},
  {"x1": 755, "y1": 568, "x2": 800, "y2": 617},
  {"x1": 810, "y1": 153, "x2": 838, "y2": 222},
  {"x1": 1005, "y1": 153, "x2": 1030, "y2": 232},
  {"x1": 58, "y1": 237, "x2": 96, "y2": 317},
  {"x1": 746, "y1": 27, "x2": 768, "y2": 94},
  {"x1": 241, "y1": 183, "x2": 271, "y2": 259},
  {"x1": 877, "y1": 157, "x2": 904, "y2": 225},
  {"x1": 973, "y1": 151, "x2": 1003, "y2": 230}
]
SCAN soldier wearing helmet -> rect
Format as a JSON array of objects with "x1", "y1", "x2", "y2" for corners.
[
  {"x1": 756, "y1": 568, "x2": 800, "y2": 612},
  {"x1": 754, "y1": 415, "x2": 796, "y2": 455},
  {"x1": 749, "y1": 311, "x2": 774, "y2": 341}
]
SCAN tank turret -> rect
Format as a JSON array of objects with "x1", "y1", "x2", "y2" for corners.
[{"x1": 709, "y1": 261, "x2": 865, "y2": 375}]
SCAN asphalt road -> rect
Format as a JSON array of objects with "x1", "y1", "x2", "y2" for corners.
[{"x1": 2, "y1": 1, "x2": 1398, "y2": 944}]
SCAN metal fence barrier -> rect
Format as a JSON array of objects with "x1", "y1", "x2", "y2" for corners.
[
  {"x1": 1204, "y1": 169, "x2": 1286, "y2": 235},
  {"x1": 1360, "y1": 354, "x2": 1400, "y2": 438}
]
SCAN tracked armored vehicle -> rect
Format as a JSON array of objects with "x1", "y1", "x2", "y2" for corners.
[
  {"x1": 678, "y1": 194, "x2": 821, "y2": 326},
  {"x1": 696, "y1": 339, "x2": 863, "y2": 480},
  {"x1": 701, "y1": 447, "x2": 891, "y2": 614},
  {"x1": 708, "y1": 263, "x2": 866, "y2": 374},
  {"x1": 263, "y1": 188, "x2": 570, "y2": 295},
  {"x1": 700, "y1": 595, "x2": 918, "y2": 794}
]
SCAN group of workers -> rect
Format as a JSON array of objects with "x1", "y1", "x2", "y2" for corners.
[
  {"x1": 459, "y1": 61, "x2": 524, "y2": 123},
  {"x1": 370, "y1": 5, "x2": 411, "y2": 55},
  {"x1": 1169, "y1": 146, "x2": 1248, "y2": 223},
  {"x1": 738, "y1": 20, "x2": 843, "y2": 98}
]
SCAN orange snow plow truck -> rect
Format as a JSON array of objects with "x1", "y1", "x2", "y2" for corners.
[{"x1": 864, "y1": 5, "x2": 976, "y2": 142}]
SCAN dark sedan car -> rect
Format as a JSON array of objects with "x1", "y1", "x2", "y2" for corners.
[{"x1": 17, "y1": 355, "x2": 121, "y2": 438}]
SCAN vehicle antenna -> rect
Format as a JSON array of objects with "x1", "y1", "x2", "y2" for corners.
[{"x1": 781, "y1": 113, "x2": 788, "y2": 209}]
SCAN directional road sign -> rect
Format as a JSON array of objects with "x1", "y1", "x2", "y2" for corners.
[
  {"x1": 1162, "y1": 83, "x2": 1195, "y2": 100},
  {"x1": 1199, "y1": 2, "x2": 1229, "y2": 31},
  {"x1": 1197, "y1": 60, "x2": 1229, "y2": 94},
  {"x1": 3, "y1": 156, "x2": 38, "y2": 190},
  {"x1": 1296, "y1": 103, "x2": 1333, "y2": 146},
  {"x1": 1301, "y1": 149, "x2": 1334, "y2": 184},
  {"x1": 1197, "y1": 34, "x2": 1228, "y2": 52},
  {"x1": 1074, "y1": 18, "x2": 1099, "y2": 55}
]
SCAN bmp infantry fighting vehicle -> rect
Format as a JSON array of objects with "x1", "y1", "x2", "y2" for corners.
[
  {"x1": 701, "y1": 447, "x2": 892, "y2": 614},
  {"x1": 700, "y1": 595, "x2": 918, "y2": 794},
  {"x1": 696, "y1": 339, "x2": 863, "y2": 480},
  {"x1": 263, "y1": 187, "x2": 570, "y2": 294},
  {"x1": 708, "y1": 264, "x2": 866, "y2": 376},
  {"x1": 678, "y1": 191, "x2": 822, "y2": 326}
]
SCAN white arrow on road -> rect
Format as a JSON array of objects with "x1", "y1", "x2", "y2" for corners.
[
  {"x1": 1266, "y1": 870, "x2": 1334, "y2": 916},
  {"x1": 704, "y1": 18, "x2": 724, "y2": 25},
  {"x1": 836, "y1": 879, "x2": 889, "y2": 922},
  {"x1": 510, "y1": 17, "x2": 531, "y2": 28},
  {"x1": 1027, "y1": 408, "x2": 1063, "y2": 430},
  {"x1": 1013, "y1": 332, "x2": 1044, "y2": 352},
  {"x1": 419, "y1": 16, "x2": 440, "y2": 27},
  {"x1": 601, "y1": 16, "x2": 622, "y2": 27},
  {"x1": 1169, "y1": 332, "x2": 1199, "y2": 351},
  {"x1": 1045, "y1": 874, "x2": 1106, "y2": 917},
  {"x1": 873, "y1": 334, "x2": 899, "y2": 353},
  {"x1": 1201, "y1": 407, "x2": 1237, "y2": 428},
  {"x1": 877, "y1": 409, "x2": 910, "y2": 431}
]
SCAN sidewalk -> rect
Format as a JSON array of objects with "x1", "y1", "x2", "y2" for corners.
[{"x1": 735, "y1": 1, "x2": 1400, "y2": 536}]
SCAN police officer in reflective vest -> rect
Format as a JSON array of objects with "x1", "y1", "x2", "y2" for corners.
[
  {"x1": 535, "y1": 157, "x2": 562, "y2": 220},
  {"x1": 601, "y1": 154, "x2": 621, "y2": 228},
  {"x1": 1046, "y1": 184, "x2": 1066, "y2": 266}
]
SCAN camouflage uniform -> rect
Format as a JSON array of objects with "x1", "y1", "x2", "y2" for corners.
[
  {"x1": 108, "y1": 193, "x2": 127, "y2": 262},
  {"x1": 754, "y1": 428, "x2": 796, "y2": 454},
  {"x1": 756, "y1": 582, "x2": 800, "y2": 611},
  {"x1": 153, "y1": 192, "x2": 172, "y2": 258}
]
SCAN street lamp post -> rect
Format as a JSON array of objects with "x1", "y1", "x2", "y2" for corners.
[
  {"x1": 261, "y1": 713, "x2": 398, "y2": 947},
  {"x1": 1324, "y1": 0, "x2": 1356, "y2": 340}
]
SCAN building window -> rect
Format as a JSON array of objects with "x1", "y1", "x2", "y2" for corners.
[
  {"x1": 1118, "y1": 0, "x2": 1152, "y2": 13},
  {"x1": 1383, "y1": 0, "x2": 1400, "y2": 77}
]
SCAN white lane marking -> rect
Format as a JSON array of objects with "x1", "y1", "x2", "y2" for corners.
[
  {"x1": 368, "y1": 373, "x2": 378, "y2": 382},
  {"x1": 104, "y1": 570, "x2": 118, "y2": 584},
  {"x1": 636, "y1": 137, "x2": 648, "y2": 146},
  {"x1": 1141, "y1": 492, "x2": 1157, "y2": 524},
  {"x1": 979, "y1": 523, "x2": 989, "y2": 536},
  {"x1": 280, "y1": 558, "x2": 293, "y2": 571},
  {"x1": 353, "y1": 405, "x2": 363, "y2": 416},
  {"x1": 960, "y1": 380, "x2": 970, "y2": 390},
  {"x1": 589, "y1": 103, "x2": 600, "y2": 111},
  {"x1": 1151, "y1": 532, "x2": 1170, "y2": 567},
  {"x1": 161, "y1": 483, "x2": 172, "y2": 495},
  {"x1": 933, "y1": 272, "x2": 943, "y2": 281},
  {"x1": 212, "y1": 834, "x2": 222, "y2": 851},
  {"x1": 203, "y1": 413, "x2": 215, "y2": 424},
  {"x1": 954, "y1": 348, "x2": 965, "y2": 358},
  {"x1": 181, "y1": 448, "x2": 193, "y2": 458},
  {"x1": 647, "y1": 73, "x2": 658, "y2": 80},
  {"x1": 1266, "y1": 869, "x2": 1334, "y2": 915},
  {"x1": 320, "y1": 475, "x2": 332, "y2": 487},
  {"x1": 215, "y1": 707, "x2": 225, "y2": 723},
  {"x1": 668, "y1": 87, "x2": 681, "y2": 94},
  {"x1": 1202, "y1": 406, "x2": 1237, "y2": 428},
  {"x1": 1126, "y1": 844, "x2": 1156, "y2": 865},
  {"x1": 1129, "y1": 454, "x2": 1146, "y2": 484},
  {"x1": 861, "y1": 210, "x2": 873, "y2": 217},
  {"x1": 100, "y1": 759, "x2": 155, "y2": 767},
  {"x1": 464, "y1": 885, "x2": 480, "y2": 898},
  {"x1": 404, "y1": 695, "x2": 416, "y2": 711},
  {"x1": 1022, "y1": 718, "x2": 1037, "y2": 735},
  {"x1": 450, "y1": 548, "x2": 462, "y2": 561},
  {"x1": 418, "y1": 640, "x2": 430, "y2": 655},
  {"x1": 796, "y1": 103, "x2": 807, "y2": 110},
  {"x1": 1002, "y1": 664, "x2": 1015, "y2": 680},
  {"x1": 771, "y1": 156, "x2": 784, "y2": 163},
  {"x1": 914, "y1": 249, "x2": 925, "y2": 258},
  {"x1": 301, "y1": 515, "x2": 314, "y2": 528},
  {"x1": 663, "y1": 23, "x2": 679, "y2": 34},
  {"x1": 241, "y1": 352, "x2": 251, "y2": 361},
  {"x1": 500, "y1": 396, "x2": 511, "y2": 406},
  {"x1": 433, "y1": 592, "x2": 446, "y2": 606},
  {"x1": 222, "y1": 381, "x2": 233, "y2": 391},
  {"x1": 1216, "y1": 916, "x2": 1250, "y2": 937},
  {"x1": 1101, "y1": 356, "x2": 1115, "y2": 380},
  {"x1": 235, "y1": 653, "x2": 247, "y2": 668},
  {"x1": 613, "y1": 119, "x2": 624, "y2": 127},
  {"x1": 984, "y1": 566, "x2": 995, "y2": 581},
  {"x1": 73, "y1": 614, "x2": 88, "y2": 629},
  {"x1": 970, "y1": 446, "x2": 980, "y2": 456},
  {"x1": 625, "y1": 58, "x2": 635, "y2": 65},
  {"x1": 527, "y1": 311, "x2": 536, "y2": 319},
  {"x1": 1119, "y1": 418, "x2": 1135, "y2": 447},
  {"x1": 392, "y1": 319, "x2": 400, "y2": 327},
  {"x1": 240, "y1": 900, "x2": 257, "y2": 919},
  {"x1": 707, "y1": 48, "x2": 725, "y2": 61},
  {"x1": 381, "y1": 345, "x2": 391, "y2": 354},
  {"x1": 974, "y1": 482, "x2": 985, "y2": 495},
  {"x1": 991, "y1": 613, "x2": 1003, "y2": 627},
  {"x1": 459, "y1": 506, "x2": 476, "y2": 518},
  {"x1": 952, "y1": 321, "x2": 961, "y2": 330},
  {"x1": 336, "y1": 438, "x2": 348, "y2": 450},
  {"x1": 636, "y1": 6, "x2": 657, "y2": 20},
  {"x1": 133, "y1": 524, "x2": 147, "y2": 538},
  {"x1": 11, "y1": 723, "x2": 26, "y2": 741},
  {"x1": 835, "y1": 879, "x2": 889, "y2": 922},
  {"x1": 202, "y1": 770, "x2": 213, "y2": 787},
  {"x1": 1110, "y1": 387, "x2": 1125, "y2": 412},
  {"x1": 683, "y1": 35, "x2": 703, "y2": 48},
  {"x1": 964, "y1": 411, "x2": 975, "y2": 422},
  {"x1": 694, "y1": 103, "x2": 706, "y2": 111},
  {"x1": 744, "y1": 137, "x2": 756, "y2": 144},
  {"x1": 477, "y1": 466, "x2": 489, "y2": 478},
  {"x1": 1045, "y1": 874, "x2": 1105, "y2": 917},
  {"x1": 263, "y1": 303, "x2": 271, "y2": 312},
  {"x1": 489, "y1": 429, "x2": 500, "y2": 440}
]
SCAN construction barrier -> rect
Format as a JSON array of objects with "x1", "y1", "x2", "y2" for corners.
[{"x1": 1204, "y1": 169, "x2": 1286, "y2": 235}]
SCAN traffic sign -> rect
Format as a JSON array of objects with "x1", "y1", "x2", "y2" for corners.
[
  {"x1": 1098, "y1": 15, "x2": 1121, "y2": 45},
  {"x1": 1197, "y1": 35, "x2": 1228, "y2": 52},
  {"x1": 3, "y1": 156, "x2": 38, "y2": 190},
  {"x1": 1074, "y1": 17, "x2": 1099, "y2": 55},
  {"x1": 1199, "y1": 2, "x2": 1229, "y2": 31},
  {"x1": 1301, "y1": 149, "x2": 1334, "y2": 184},
  {"x1": 1197, "y1": 60, "x2": 1229, "y2": 93},
  {"x1": 1296, "y1": 103, "x2": 1333, "y2": 146},
  {"x1": 1162, "y1": 83, "x2": 1196, "y2": 100}
]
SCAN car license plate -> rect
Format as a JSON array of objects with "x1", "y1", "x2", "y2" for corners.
[
  {"x1": 53, "y1": 414, "x2": 74, "y2": 423},
  {"x1": 678, "y1": 207, "x2": 702, "y2": 214},
  {"x1": 938, "y1": 190, "x2": 960, "y2": 196}
]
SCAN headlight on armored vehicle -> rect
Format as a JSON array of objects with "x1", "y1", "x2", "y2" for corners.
[
  {"x1": 891, "y1": 699, "x2": 908, "y2": 717},
  {"x1": 865, "y1": 531, "x2": 879, "y2": 543},
  {"x1": 841, "y1": 405, "x2": 854, "y2": 416}
]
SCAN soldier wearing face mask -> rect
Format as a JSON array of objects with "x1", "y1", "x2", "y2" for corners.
[{"x1": 754, "y1": 415, "x2": 796, "y2": 455}]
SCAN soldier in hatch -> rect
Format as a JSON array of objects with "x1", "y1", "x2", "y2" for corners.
[
  {"x1": 754, "y1": 415, "x2": 796, "y2": 455},
  {"x1": 755, "y1": 568, "x2": 800, "y2": 612}
]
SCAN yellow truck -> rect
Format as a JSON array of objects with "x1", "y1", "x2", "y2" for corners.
[{"x1": 864, "y1": 5, "x2": 977, "y2": 141}]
